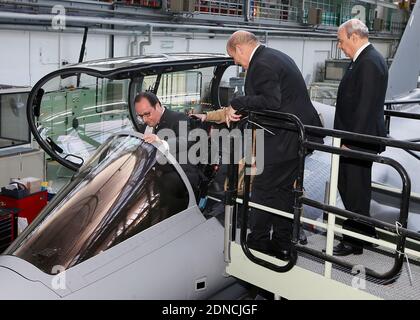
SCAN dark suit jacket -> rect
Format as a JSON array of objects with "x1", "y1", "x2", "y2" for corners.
[
  {"x1": 139, "y1": 108, "x2": 190, "y2": 155},
  {"x1": 230, "y1": 45, "x2": 324, "y2": 164},
  {"x1": 334, "y1": 44, "x2": 388, "y2": 153},
  {"x1": 139, "y1": 108, "x2": 199, "y2": 187}
]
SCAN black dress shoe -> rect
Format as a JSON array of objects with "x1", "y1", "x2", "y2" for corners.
[
  {"x1": 333, "y1": 242, "x2": 363, "y2": 256},
  {"x1": 247, "y1": 242, "x2": 290, "y2": 261},
  {"x1": 270, "y1": 241, "x2": 291, "y2": 261},
  {"x1": 272, "y1": 249, "x2": 291, "y2": 261},
  {"x1": 299, "y1": 229, "x2": 308, "y2": 245}
]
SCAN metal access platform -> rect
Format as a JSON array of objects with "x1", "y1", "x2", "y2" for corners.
[{"x1": 223, "y1": 104, "x2": 420, "y2": 300}]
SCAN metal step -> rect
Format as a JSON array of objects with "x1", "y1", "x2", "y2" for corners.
[{"x1": 297, "y1": 233, "x2": 420, "y2": 300}]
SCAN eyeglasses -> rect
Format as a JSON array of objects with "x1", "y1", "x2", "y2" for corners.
[
  {"x1": 136, "y1": 111, "x2": 152, "y2": 124},
  {"x1": 137, "y1": 111, "x2": 152, "y2": 119}
]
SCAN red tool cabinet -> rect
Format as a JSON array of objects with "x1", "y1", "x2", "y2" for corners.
[{"x1": 0, "y1": 190, "x2": 48, "y2": 224}]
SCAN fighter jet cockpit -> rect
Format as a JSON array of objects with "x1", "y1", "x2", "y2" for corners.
[
  {"x1": 6, "y1": 133, "x2": 192, "y2": 275},
  {"x1": 0, "y1": 54, "x2": 249, "y2": 299},
  {"x1": 27, "y1": 54, "x2": 242, "y2": 172},
  {"x1": 31, "y1": 72, "x2": 134, "y2": 170}
]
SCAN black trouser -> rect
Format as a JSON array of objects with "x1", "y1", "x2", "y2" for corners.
[
  {"x1": 338, "y1": 157, "x2": 376, "y2": 248},
  {"x1": 247, "y1": 159, "x2": 298, "y2": 252}
]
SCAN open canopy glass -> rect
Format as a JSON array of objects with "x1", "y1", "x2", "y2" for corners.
[
  {"x1": 27, "y1": 54, "x2": 237, "y2": 170},
  {"x1": 7, "y1": 133, "x2": 190, "y2": 274}
]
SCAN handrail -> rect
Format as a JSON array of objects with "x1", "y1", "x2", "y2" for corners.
[
  {"x1": 235, "y1": 109, "x2": 420, "y2": 281},
  {"x1": 389, "y1": 136, "x2": 420, "y2": 162},
  {"x1": 384, "y1": 99, "x2": 420, "y2": 134},
  {"x1": 228, "y1": 111, "x2": 306, "y2": 273},
  {"x1": 384, "y1": 110, "x2": 420, "y2": 120},
  {"x1": 299, "y1": 146, "x2": 409, "y2": 280},
  {"x1": 313, "y1": 108, "x2": 420, "y2": 164},
  {"x1": 304, "y1": 125, "x2": 420, "y2": 152},
  {"x1": 248, "y1": 111, "x2": 307, "y2": 245},
  {"x1": 383, "y1": 104, "x2": 420, "y2": 162},
  {"x1": 300, "y1": 198, "x2": 420, "y2": 242},
  {"x1": 384, "y1": 99, "x2": 420, "y2": 106},
  {"x1": 224, "y1": 134, "x2": 239, "y2": 263}
]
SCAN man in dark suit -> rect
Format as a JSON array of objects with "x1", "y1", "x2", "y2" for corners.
[
  {"x1": 333, "y1": 19, "x2": 388, "y2": 256},
  {"x1": 135, "y1": 92, "x2": 200, "y2": 195},
  {"x1": 226, "y1": 31, "x2": 323, "y2": 259}
]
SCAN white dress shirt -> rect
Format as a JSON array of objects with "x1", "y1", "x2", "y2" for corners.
[
  {"x1": 353, "y1": 42, "x2": 370, "y2": 62},
  {"x1": 249, "y1": 44, "x2": 261, "y2": 64}
]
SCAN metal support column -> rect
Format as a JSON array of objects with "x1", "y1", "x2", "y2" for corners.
[{"x1": 324, "y1": 137, "x2": 341, "y2": 278}]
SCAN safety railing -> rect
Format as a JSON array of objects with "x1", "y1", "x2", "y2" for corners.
[
  {"x1": 117, "y1": 0, "x2": 162, "y2": 9},
  {"x1": 224, "y1": 112, "x2": 306, "y2": 272},
  {"x1": 303, "y1": 0, "x2": 339, "y2": 26},
  {"x1": 384, "y1": 99, "x2": 420, "y2": 166},
  {"x1": 225, "y1": 109, "x2": 420, "y2": 281},
  {"x1": 250, "y1": 1, "x2": 298, "y2": 22},
  {"x1": 194, "y1": 0, "x2": 298, "y2": 21},
  {"x1": 385, "y1": 20, "x2": 407, "y2": 35},
  {"x1": 384, "y1": 98, "x2": 420, "y2": 132},
  {"x1": 298, "y1": 127, "x2": 413, "y2": 281},
  {"x1": 195, "y1": 0, "x2": 243, "y2": 17}
]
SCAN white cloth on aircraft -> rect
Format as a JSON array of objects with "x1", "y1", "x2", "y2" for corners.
[
  {"x1": 144, "y1": 125, "x2": 154, "y2": 134},
  {"x1": 143, "y1": 124, "x2": 170, "y2": 155},
  {"x1": 56, "y1": 130, "x2": 92, "y2": 162}
]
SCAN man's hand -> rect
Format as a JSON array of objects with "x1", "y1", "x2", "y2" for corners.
[
  {"x1": 226, "y1": 106, "x2": 242, "y2": 127},
  {"x1": 190, "y1": 113, "x2": 207, "y2": 122},
  {"x1": 143, "y1": 133, "x2": 161, "y2": 144},
  {"x1": 341, "y1": 144, "x2": 350, "y2": 150}
]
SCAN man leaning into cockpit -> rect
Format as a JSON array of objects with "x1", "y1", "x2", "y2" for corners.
[{"x1": 134, "y1": 91, "x2": 200, "y2": 194}]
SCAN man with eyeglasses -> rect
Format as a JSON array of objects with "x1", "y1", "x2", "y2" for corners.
[
  {"x1": 135, "y1": 91, "x2": 200, "y2": 193},
  {"x1": 135, "y1": 91, "x2": 170, "y2": 147}
]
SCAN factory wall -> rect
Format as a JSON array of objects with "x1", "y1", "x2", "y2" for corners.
[{"x1": 0, "y1": 29, "x2": 394, "y2": 88}]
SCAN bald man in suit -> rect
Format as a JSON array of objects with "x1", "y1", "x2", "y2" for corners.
[
  {"x1": 333, "y1": 19, "x2": 388, "y2": 256},
  {"x1": 226, "y1": 30, "x2": 323, "y2": 259}
]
